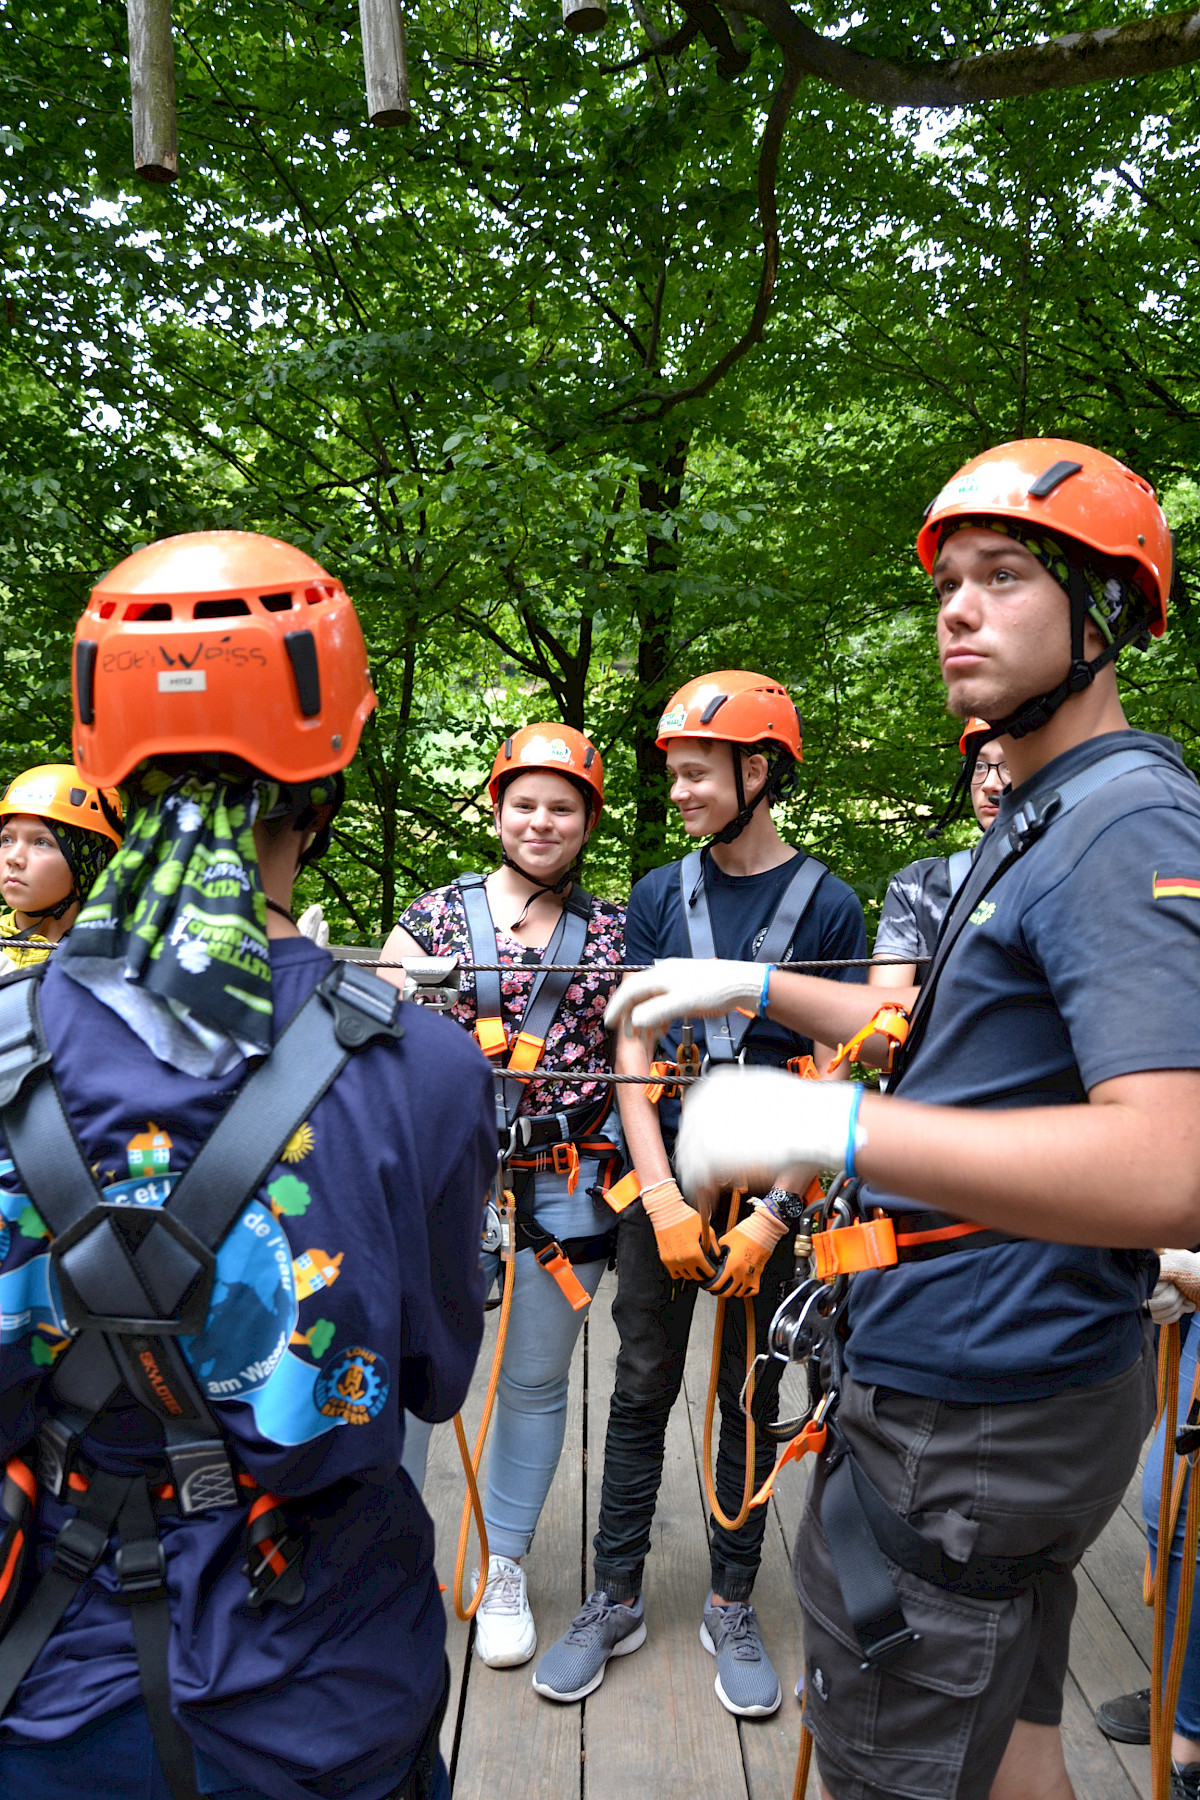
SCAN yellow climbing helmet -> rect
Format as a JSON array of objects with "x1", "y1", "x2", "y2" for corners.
[{"x1": 0, "y1": 764, "x2": 122, "y2": 847}]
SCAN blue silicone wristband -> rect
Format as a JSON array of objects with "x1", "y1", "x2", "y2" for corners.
[
  {"x1": 843, "y1": 1084, "x2": 865, "y2": 1177},
  {"x1": 758, "y1": 964, "x2": 775, "y2": 1017}
]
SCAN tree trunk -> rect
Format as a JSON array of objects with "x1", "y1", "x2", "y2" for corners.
[
  {"x1": 127, "y1": 0, "x2": 177, "y2": 183},
  {"x1": 632, "y1": 440, "x2": 688, "y2": 883}
]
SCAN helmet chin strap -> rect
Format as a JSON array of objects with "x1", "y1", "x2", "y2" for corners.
[
  {"x1": 927, "y1": 556, "x2": 1144, "y2": 840},
  {"x1": 500, "y1": 852, "x2": 576, "y2": 932},
  {"x1": 7, "y1": 889, "x2": 78, "y2": 937}
]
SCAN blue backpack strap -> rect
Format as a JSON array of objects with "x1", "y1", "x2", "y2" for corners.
[{"x1": 680, "y1": 850, "x2": 827, "y2": 1061}]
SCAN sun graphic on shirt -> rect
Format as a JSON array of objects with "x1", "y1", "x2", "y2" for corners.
[{"x1": 281, "y1": 1121, "x2": 315, "y2": 1164}]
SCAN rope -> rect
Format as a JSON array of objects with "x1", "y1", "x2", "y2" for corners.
[
  {"x1": 362, "y1": 956, "x2": 927, "y2": 973},
  {"x1": 701, "y1": 1191, "x2": 760, "y2": 1535},
  {"x1": 794, "y1": 1723, "x2": 814, "y2": 1798},
  {"x1": 452, "y1": 1189, "x2": 517, "y2": 1623},
  {"x1": 490, "y1": 1067, "x2": 704, "y2": 1086},
  {"x1": 1148, "y1": 1322, "x2": 1200, "y2": 1800}
]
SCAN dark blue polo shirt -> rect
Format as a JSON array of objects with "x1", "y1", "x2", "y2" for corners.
[
  {"x1": 625, "y1": 850, "x2": 867, "y2": 1147},
  {"x1": 0, "y1": 942, "x2": 492, "y2": 1799},
  {"x1": 849, "y1": 731, "x2": 1200, "y2": 1404}
]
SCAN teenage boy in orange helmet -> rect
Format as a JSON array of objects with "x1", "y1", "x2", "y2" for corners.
[
  {"x1": 608, "y1": 441, "x2": 1197, "y2": 1800},
  {"x1": 0, "y1": 532, "x2": 491, "y2": 1800},
  {"x1": 535, "y1": 671, "x2": 866, "y2": 1720}
]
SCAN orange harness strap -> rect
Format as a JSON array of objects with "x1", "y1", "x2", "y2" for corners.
[
  {"x1": 535, "y1": 1243, "x2": 592, "y2": 1312},
  {"x1": 603, "y1": 1169, "x2": 642, "y2": 1214},
  {"x1": 828, "y1": 1004, "x2": 911, "y2": 1075}
]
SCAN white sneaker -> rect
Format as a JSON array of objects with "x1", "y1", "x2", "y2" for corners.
[{"x1": 472, "y1": 1555, "x2": 537, "y2": 1668}]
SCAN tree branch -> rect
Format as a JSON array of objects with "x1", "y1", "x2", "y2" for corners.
[{"x1": 741, "y1": 0, "x2": 1200, "y2": 107}]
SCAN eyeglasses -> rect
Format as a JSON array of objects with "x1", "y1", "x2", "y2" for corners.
[{"x1": 971, "y1": 759, "x2": 1009, "y2": 786}]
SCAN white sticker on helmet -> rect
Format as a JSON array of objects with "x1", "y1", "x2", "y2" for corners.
[{"x1": 158, "y1": 671, "x2": 207, "y2": 693}]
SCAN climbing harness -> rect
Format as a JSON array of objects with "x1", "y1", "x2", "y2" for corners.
[
  {"x1": 0, "y1": 956, "x2": 407, "y2": 1800},
  {"x1": 446, "y1": 875, "x2": 627, "y2": 1620}
]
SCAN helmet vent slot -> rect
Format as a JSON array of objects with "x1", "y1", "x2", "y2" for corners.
[
  {"x1": 97, "y1": 601, "x2": 117, "y2": 619},
  {"x1": 260, "y1": 591, "x2": 294, "y2": 612},
  {"x1": 304, "y1": 585, "x2": 330, "y2": 605},
  {"x1": 124, "y1": 602, "x2": 172, "y2": 621},
  {"x1": 193, "y1": 598, "x2": 251, "y2": 618},
  {"x1": 1028, "y1": 460, "x2": 1083, "y2": 500}
]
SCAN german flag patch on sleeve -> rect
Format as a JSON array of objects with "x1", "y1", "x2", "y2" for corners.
[{"x1": 1153, "y1": 873, "x2": 1200, "y2": 901}]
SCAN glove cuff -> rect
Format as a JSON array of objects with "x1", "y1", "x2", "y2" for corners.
[
  {"x1": 641, "y1": 1178, "x2": 693, "y2": 1231},
  {"x1": 733, "y1": 1205, "x2": 789, "y2": 1252}
]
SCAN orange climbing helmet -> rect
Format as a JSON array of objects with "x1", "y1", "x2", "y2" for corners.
[
  {"x1": 489, "y1": 725, "x2": 604, "y2": 820},
  {"x1": 655, "y1": 670, "x2": 803, "y2": 760},
  {"x1": 958, "y1": 718, "x2": 991, "y2": 755},
  {"x1": 916, "y1": 438, "x2": 1171, "y2": 636},
  {"x1": 0, "y1": 765, "x2": 122, "y2": 847},
  {"x1": 72, "y1": 531, "x2": 376, "y2": 788}
]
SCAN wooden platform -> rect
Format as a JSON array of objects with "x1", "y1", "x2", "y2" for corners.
[{"x1": 422, "y1": 1273, "x2": 1155, "y2": 1799}]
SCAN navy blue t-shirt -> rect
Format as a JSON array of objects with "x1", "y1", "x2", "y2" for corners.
[
  {"x1": 0, "y1": 941, "x2": 493, "y2": 1800},
  {"x1": 849, "y1": 731, "x2": 1200, "y2": 1405},
  {"x1": 625, "y1": 851, "x2": 867, "y2": 1145}
]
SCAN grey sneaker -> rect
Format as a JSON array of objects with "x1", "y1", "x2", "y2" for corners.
[
  {"x1": 700, "y1": 1596, "x2": 782, "y2": 1717},
  {"x1": 531, "y1": 1591, "x2": 646, "y2": 1702}
]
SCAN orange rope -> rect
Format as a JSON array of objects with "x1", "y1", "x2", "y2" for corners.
[
  {"x1": 1152, "y1": 1323, "x2": 1182, "y2": 1800},
  {"x1": 793, "y1": 1722, "x2": 814, "y2": 1798},
  {"x1": 452, "y1": 1189, "x2": 517, "y2": 1623},
  {"x1": 702, "y1": 1192, "x2": 762, "y2": 1535}
]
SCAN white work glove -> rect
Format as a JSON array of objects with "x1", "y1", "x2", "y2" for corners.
[
  {"x1": 605, "y1": 958, "x2": 763, "y2": 1039},
  {"x1": 297, "y1": 903, "x2": 330, "y2": 948},
  {"x1": 1147, "y1": 1249, "x2": 1200, "y2": 1325},
  {"x1": 675, "y1": 1068, "x2": 863, "y2": 1210}
]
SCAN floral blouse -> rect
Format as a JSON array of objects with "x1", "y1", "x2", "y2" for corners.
[{"x1": 399, "y1": 881, "x2": 625, "y2": 1117}]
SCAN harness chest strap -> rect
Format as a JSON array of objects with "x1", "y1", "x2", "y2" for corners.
[{"x1": 679, "y1": 847, "x2": 829, "y2": 1063}]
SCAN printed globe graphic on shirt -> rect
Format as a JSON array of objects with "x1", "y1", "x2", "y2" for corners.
[{"x1": 181, "y1": 1199, "x2": 299, "y2": 1399}]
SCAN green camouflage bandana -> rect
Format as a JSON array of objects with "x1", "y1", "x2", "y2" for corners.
[
  {"x1": 939, "y1": 517, "x2": 1151, "y2": 649},
  {"x1": 61, "y1": 766, "x2": 336, "y2": 1055},
  {"x1": 47, "y1": 819, "x2": 118, "y2": 900}
]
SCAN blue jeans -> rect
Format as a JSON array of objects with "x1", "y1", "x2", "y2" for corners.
[
  {"x1": 0, "y1": 1701, "x2": 451, "y2": 1800},
  {"x1": 1143, "y1": 1314, "x2": 1200, "y2": 1741},
  {"x1": 480, "y1": 1245, "x2": 606, "y2": 1559}
]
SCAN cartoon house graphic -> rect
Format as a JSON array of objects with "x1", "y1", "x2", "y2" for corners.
[
  {"x1": 293, "y1": 1248, "x2": 344, "y2": 1302},
  {"x1": 127, "y1": 1124, "x2": 172, "y2": 1178}
]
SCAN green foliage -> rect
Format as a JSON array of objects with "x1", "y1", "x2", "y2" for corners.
[{"x1": 0, "y1": 2, "x2": 1197, "y2": 934}]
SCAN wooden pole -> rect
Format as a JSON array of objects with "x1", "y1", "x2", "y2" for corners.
[
  {"x1": 563, "y1": 0, "x2": 608, "y2": 34},
  {"x1": 359, "y1": 0, "x2": 411, "y2": 127},
  {"x1": 127, "y1": 0, "x2": 177, "y2": 183}
]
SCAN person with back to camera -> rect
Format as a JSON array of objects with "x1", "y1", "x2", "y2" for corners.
[
  {"x1": 868, "y1": 719, "x2": 1006, "y2": 991},
  {"x1": 607, "y1": 440, "x2": 1200, "y2": 1800},
  {"x1": 0, "y1": 531, "x2": 492, "y2": 1800},
  {"x1": 379, "y1": 724, "x2": 625, "y2": 1671},
  {"x1": 534, "y1": 671, "x2": 867, "y2": 1721}
]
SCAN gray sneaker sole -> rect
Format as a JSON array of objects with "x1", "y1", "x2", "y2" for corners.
[
  {"x1": 700, "y1": 1622, "x2": 782, "y2": 1718},
  {"x1": 531, "y1": 1622, "x2": 647, "y2": 1703}
]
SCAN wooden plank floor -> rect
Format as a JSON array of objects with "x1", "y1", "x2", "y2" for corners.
[{"x1": 423, "y1": 1273, "x2": 1153, "y2": 1799}]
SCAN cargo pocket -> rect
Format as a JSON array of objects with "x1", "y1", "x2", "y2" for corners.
[{"x1": 796, "y1": 1509, "x2": 1017, "y2": 1800}]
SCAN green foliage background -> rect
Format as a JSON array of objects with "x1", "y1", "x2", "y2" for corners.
[{"x1": 1, "y1": 1, "x2": 1197, "y2": 936}]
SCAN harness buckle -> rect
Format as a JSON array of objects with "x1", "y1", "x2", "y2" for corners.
[
  {"x1": 534, "y1": 1242, "x2": 592, "y2": 1313},
  {"x1": 549, "y1": 1142, "x2": 580, "y2": 1190},
  {"x1": 115, "y1": 1536, "x2": 167, "y2": 1600},
  {"x1": 811, "y1": 1217, "x2": 898, "y2": 1280},
  {"x1": 165, "y1": 1437, "x2": 239, "y2": 1516},
  {"x1": 51, "y1": 1513, "x2": 110, "y2": 1582},
  {"x1": 36, "y1": 1417, "x2": 76, "y2": 1500}
]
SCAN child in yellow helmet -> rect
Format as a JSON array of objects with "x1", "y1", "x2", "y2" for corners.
[{"x1": 0, "y1": 764, "x2": 122, "y2": 967}]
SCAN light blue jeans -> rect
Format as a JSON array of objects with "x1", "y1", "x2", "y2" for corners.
[
  {"x1": 478, "y1": 1245, "x2": 606, "y2": 1559},
  {"x1": 400, "y1": 1248, "x2": 604, "y2": 1558}
]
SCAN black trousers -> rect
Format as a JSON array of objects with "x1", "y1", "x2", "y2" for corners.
[{"x1": 592, "y1": 1197, "x2": 795, "y2": 1604}]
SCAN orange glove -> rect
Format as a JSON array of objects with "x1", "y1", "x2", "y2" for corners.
[
  {"x1": 710, "y1": 1204, "x2": 790, "y2": 1298},
  {"x1": 641, "y1": 1178, "x2": 716, "y2": 1282}
]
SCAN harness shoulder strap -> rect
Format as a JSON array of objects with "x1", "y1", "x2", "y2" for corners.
[
  {"x1": 892, "y1": 745, "x2": 1163, "y2": 1090},
  {"x1": 680, "y1": 850, "x2": 827, "y2": 1061},
  {"x1": 945, "y1": 847, "x2": 973, "y2": 898},
  {"x1": 457, "y1": 874, "x2": 504, "y2": 1053}
]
